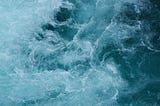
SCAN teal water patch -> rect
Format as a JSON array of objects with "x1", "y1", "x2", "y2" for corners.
[{"x1": 0, "y1": 0, "x2": 160, "y2": 106}]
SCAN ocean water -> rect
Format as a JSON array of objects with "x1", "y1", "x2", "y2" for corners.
[{"x1": 0, "y1": 0, "x2": 160, "y2": 106}]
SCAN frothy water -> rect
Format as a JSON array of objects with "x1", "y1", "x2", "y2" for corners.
[{"x1": 0, "y1": 0, "x2": 160, "y2": 106}]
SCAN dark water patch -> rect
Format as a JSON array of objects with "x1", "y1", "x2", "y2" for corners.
[
  {"x1": 118, "y1": 81, "x2": 160, "y2": 106},
  {"x1": 41, "y1": 23, "x2": 55, "y2": 31},
  {"x1": 140, "y1": 52, "x2": 160, "y2": 78},
  {"x1": 55, "y1": 7, "x2": 72, "y2": 22}
]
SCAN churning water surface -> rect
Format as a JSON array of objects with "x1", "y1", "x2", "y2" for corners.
[{"x1": 0, "y1": 0, "x2": 160, "y2": 106}]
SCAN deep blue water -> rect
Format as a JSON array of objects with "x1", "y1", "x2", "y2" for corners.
[{"x1": 0, "y1": 0, "x2": 160, "y2": 106}]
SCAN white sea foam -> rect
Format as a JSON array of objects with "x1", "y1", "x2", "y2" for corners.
[{"x1": 0, "y1": 0, "x2": 142, "y2": 105}]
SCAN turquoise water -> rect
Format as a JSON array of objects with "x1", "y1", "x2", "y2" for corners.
[{"x1": 0, "y1": 0, "x2": 160, "y2": 105}]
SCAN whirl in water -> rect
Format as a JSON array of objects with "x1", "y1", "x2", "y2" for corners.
[{"x1": 0, "y1": 0, "x2": 160, "y2": 106}]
